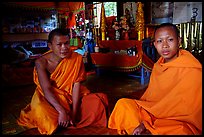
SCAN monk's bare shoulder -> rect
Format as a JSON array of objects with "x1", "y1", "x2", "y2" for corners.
[{"x1": 35, "y1": 54, "x2": 48, "y2": 70}]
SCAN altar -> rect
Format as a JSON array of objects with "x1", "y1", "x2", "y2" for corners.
[{"x1": 90, "y1": 40, "x2": 154, "y2": 84}]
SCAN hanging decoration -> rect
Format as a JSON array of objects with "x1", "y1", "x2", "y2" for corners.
[{"x1": 4, "y1": 2, "x2": 85, "y2": 19}]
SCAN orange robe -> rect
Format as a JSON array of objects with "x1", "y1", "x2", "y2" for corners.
[
  {"x1": 17, "y1": 51, "x2": 109, "y2": 135},
  {"x1": 108, "y1": 49, "x2": 202, "y2": 135}
]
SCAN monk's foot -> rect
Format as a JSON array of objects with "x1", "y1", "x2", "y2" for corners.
[
  {"x1": 142, "y1": 129, "x2": 152, "y2": 135},
  {"x1": 66, "y1": 125, "x2": 77, "y2": 129},
  {"x1": 132, "y1": 123, "x2": 146, "y2": 135}
]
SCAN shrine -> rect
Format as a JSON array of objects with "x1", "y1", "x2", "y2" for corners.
[{"x1": 2, "y1": 2, "x2": 202, "y2": 135}]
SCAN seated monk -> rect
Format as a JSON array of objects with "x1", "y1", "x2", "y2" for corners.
[
  {"x1": 108, "y1": 23, "x2": 202, "y2": 135},
  {"x1": 17, "y1": 28, "x2": 109, "y2": 135}
]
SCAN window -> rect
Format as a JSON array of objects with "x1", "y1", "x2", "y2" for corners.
[
  {"x1": 104, "y1": 2, "x2": 117, "y2": 17},
  {"x1": 93, "y1": 2, "x2": 117, "y2": 28}
]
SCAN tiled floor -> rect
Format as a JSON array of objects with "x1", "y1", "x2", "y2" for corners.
[{"x1": 2, "y1": 68, "x2": 148, "y2": 135}]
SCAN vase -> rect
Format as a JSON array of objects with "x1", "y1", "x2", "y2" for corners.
[
  {"x1": 94, "y1": 44, "x2": 99, "y2": 53},
  {"x1": 115, "y1": 30, "x2": 120, "y2": 40}
]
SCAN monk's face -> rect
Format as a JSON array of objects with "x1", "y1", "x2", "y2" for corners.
[
  {"x1": 49, "y1": 35, "x2": 72, "y2": 59},
  {"x1": 154, "y1": 26, "x2": 181, "y2": 63}
]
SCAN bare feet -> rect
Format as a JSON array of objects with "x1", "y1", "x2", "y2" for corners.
[{"x1": 132, "y1": 123, "x2": 146, "y2": 135}]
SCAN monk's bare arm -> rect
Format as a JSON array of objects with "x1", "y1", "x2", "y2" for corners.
[
  {"x1": 35, "y1": 58, "x2": 71, "y2": 127},
  {"x1": 35, "y1": 58, "x2": 65, "y2": 113},
  {"x1": 72, "y1": 82, "x2": 80, "y2": 125}
]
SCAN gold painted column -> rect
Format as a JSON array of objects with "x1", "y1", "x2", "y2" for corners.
[
  {"x1": 100, "y1": 2, "x2": 106, "y2": 41},
  {"x1": 135, "y1": 2, "x2": 145, "y2": 41}
]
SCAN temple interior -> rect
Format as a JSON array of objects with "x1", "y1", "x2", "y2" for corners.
[{"x1": 1, "y1": 2, "x2": 202, "y2": 135}]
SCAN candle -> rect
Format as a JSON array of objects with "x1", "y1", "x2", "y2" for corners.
[
  {"x1": 146, "y1": 27, "x2": 149, "y2": 38},
  {"x1": 92, "y1": 28, "x2": 94, "y2": 36},
  {"x1": 194, "y1": 22, "x2": 197, "y2": 38},
  {"x1": 199, "y1": 22, "x2": 202, "y2": 49},
  {"x1": 186, "y1": 22, "x2": 189, "y2": 37},
  {"x1": 191, "y1": 24, "x2": 194, "y2": 41},
  {"x1": 95, "y1": 28, "x2": 97, "y2": 37},
  {"x1": 199, "y1": 22, "x2": 202, "y2": 34},
  {"x1": 179, "y1": 24, "x2": 182, "y2": 38},
  {"x1": 183, "y1": 23, "x2": 187, "y2": 49},
  {"x1": 98, "y1": 28, "x2": 100, "y2": 36}
]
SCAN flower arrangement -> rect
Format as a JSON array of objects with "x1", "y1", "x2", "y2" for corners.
[
  {"x1": 112, "y1": 16, "x2": 130, "y2": 32},
  {"x1": 112, "y1": 20, "x2": 120, "y2": 40},
  {"x1": 112, "y1": 21, "x2": 120, "y2": 30},
  {"x1": 112, "y1": 16, "x2": 130, "y2": 40},
  {"x1": 119, "y1": 16, "x2": 130, "y2": 32}
]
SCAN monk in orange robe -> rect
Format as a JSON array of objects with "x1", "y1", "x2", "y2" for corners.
[
  {"x1": 17, "y1": 28, "x2": 109, "y2": 135},
  {"x1": 108, "y1": 23, "x2": 202, "y2": 135}
]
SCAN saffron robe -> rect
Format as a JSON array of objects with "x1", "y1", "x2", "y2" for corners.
[
  {"x1": 17, "y1": 51, "x2": 109, "y2": 135},
  {"x1": 108, "y1": 49, "x2": 202, "y2": 135}
]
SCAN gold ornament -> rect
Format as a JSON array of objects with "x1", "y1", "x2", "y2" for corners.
[
  {"x1": 100, "y1": 2, "x2": 106, "y2": 41},
  {"x1": 135, "y1": 2, "x2": 145, "y2": 41}
]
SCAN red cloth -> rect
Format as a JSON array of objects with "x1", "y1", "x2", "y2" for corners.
[
  {"x1": 99, "y1": 40, "x2": 142, "y2": 50},
  {"x1": 91, "y1": 40, "x2": 154, "y2": 71},
  {"x1": 66, "y1": 12, "x2": 76, "y2": 28},
  {"x1": 91, "y1": 53, "x2": 142, "y2": 69}
]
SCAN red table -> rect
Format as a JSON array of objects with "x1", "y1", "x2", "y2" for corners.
[{"x1": 90, "y1": 40, "x2": 154, "y2": 84}]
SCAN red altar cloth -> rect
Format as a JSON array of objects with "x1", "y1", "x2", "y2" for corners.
[
  {"x1": 91, "y1": 40, "x2": 154, "y2": 72},
  {"x1": 91, "y1": 53, "x2": 142, "y2": 71},
  {"x1": 98, "y1": 40, "x2": 142, "y2": 50}
]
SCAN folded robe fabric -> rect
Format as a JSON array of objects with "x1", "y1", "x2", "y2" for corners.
[
  {"x1": 108, "y1": 49, "x2": 202, "y2": 135},
  {"x1": 17, "y1": 51, "x2": 109, "y2": 135}
]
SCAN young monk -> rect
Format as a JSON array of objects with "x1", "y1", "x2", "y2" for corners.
[
  {"x1": 108, "y1": 23, "x2": 202, "y2": 135},
  {"x1": 17, "y1": 28, "x2": 109, "y2": 135}
]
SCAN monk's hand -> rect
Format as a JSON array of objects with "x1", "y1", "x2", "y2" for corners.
[
  {"x1": 58, "y1": 110, "x2": 72, "y2": 128},
  {"x1": 132, "y1": 122, "x2": 146, "y2": 135}
]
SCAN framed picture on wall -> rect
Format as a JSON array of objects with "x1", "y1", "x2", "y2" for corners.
[
  {"x1": 123, "y1": 2, "x2": 137, "y2": 27},
  {"x1": 173, "y1": 2, "x2": 202, "y2": 24},
  {"x1": 151, "y1": 2, "x2": 174, "y2": 24}
]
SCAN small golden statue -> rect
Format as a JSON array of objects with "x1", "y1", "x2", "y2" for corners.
[{"x1": 135, "y1": 2, "x2": 145, "y2": 41}]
